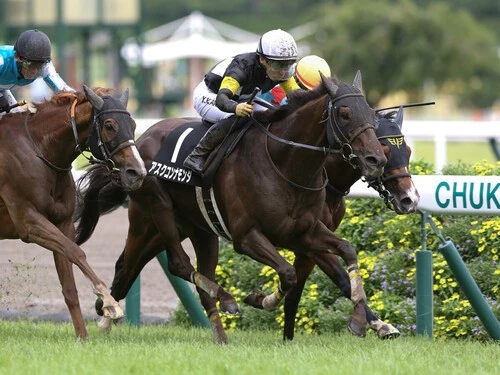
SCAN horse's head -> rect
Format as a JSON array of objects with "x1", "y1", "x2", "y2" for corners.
[
  {"x1": 370, "y1": 107, "x2": 419, "y2": 213},
  {"x1": 83, "y1": 86, "x2": 146, "y2": 191},
  {"x1": 320, "y1": 71, "x2": 387, "y2": 179}
]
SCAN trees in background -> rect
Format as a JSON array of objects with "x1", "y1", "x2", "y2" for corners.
[
  {"x1": 140, "y1": 0, "x2": 498, "y2": 109},
  {"x1": 308, "y1": 0, "x2": 499, "y2": 108}
]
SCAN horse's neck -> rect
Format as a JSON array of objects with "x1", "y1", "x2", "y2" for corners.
[
  {"x1": 31, "y1": 102, "x2": 92, "y2": 168},
  {"x1": 268, "y1": 100, "x2": 327, "y2": 185},
  {"x1": 325, "y1": 153, "x2": 361, "y2": 195}
]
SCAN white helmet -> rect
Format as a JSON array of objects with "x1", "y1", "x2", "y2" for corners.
[{"x1": 256, "y1": 29, "x2": 298, "y2": 61}]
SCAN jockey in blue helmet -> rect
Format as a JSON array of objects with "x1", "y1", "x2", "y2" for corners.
[{"x1": 0, "y1": 29, "x2": 75, "y2": 114}]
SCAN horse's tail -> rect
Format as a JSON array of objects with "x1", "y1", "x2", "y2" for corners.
[{"x1": 74, "y1": 165, "x2": 128, "y2": 245}]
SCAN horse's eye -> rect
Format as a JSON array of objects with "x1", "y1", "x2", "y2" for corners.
[
  {"x1": 104, "y1": 121, "x2": 114, "y2": 131},
  {"x1": 339, "y1": 107, "x2": 351, "y2": 121}
]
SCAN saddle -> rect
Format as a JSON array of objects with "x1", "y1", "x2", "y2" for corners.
[
  {"x1": 202, "y1": 117, "x2": 252, "y2": 187},
  {"x1": 149, "y1": 117, "x2": 252, "y2": 188}
]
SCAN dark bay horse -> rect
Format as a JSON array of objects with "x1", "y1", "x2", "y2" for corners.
[
  {"x1": 75, "y1": 73, "x2": 387, "y2": 343},
  {"x1": 0, "y1": 87, "x2": 146, "y2": 339},
  {"x1": 280, "y1": 107, "x2": 420, "y2": 340}
]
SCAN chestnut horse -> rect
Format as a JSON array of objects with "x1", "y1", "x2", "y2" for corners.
[
  {"x1": 0, "y1": 87, "x2": 146, "y2": 339},
  {"x1": 281, "y1": 107, "x2": 420, "y2": 340},
  {"x1": 75, "y1": 73, "x2": 387, "y2": 343}
]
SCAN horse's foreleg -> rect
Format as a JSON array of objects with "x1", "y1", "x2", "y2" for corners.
[
  {"x1": 282, "y1": 254, "x2": 316, "y2": 341},
  {"x1": 302, "y1": 222, "x2": 366, "y2": 303},
  {"x1": 190, "y1": 233, "x2": 240, "y2": 316},
  {"x1": 190, "y1": 233, "x2": 229, "y2": 345},
  {"x1": 15, "y1": 212, "x2": 123, "y2": 321},
  {"x1": 95, "y1": 225, "x2": 167, "y2": 331},
  {"x1": 309, "y1": 248, "x2": 400, "y2": 339},
  {"x1": 299, "y1": 223, "x2": 367, "y2": 336},
  {"x1": 236, "y1": 229, "x2": 297, "y2": 311},
  {"x1": 53, "y1": 252, "x2": 88, "y2": 340},
  {"x1": 310, "y1": 251, "x2": 368, "y2": 337}
]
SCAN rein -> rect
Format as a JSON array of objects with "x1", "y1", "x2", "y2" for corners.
[
  {"x1": 251, "y1": 115, "x2": 339, "y2": 155},
  {"x1": 24, "y1": 113, "x2": 72, "y2": 172},
  {"x1": 252, "y1": 89, "x2": 376, "y2": 191},
  {"x1": 262, "y1": 123, "x2": 329, "y2": 191}
]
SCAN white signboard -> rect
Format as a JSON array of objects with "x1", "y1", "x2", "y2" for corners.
[{"x1": 348, "y1": 175, "x2": 500, "y2": 215}]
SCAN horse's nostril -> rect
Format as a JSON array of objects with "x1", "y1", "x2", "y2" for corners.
[
  {"x1": 127, "y1": 168, "x2": 146, "y2": 179},
  {"x1": 366, "y1": 156, "x2": 384, "y2": 168}
]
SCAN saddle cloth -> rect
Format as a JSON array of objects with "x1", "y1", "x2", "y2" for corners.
[
  {"x1": 148, "y1": 120, "x2": 209, "y2": 186},
  {"x1": 147, "y1": 118, "x2": 247, "y2": 240}
]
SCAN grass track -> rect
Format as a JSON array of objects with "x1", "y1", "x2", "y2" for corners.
[{"x1": 0, "y1": 320, "x2": 498, "y2": 375}]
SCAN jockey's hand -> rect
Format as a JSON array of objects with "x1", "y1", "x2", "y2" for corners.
[{"x1": 235, "y1": 103, "x2": 253, "y2": 117}]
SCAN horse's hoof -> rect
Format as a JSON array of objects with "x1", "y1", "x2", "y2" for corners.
[
  {"x1": 95, "y1": 298, "x2": 104, "y2": 316},
  {"x1": 102, "y1": 304, "x2": 124, "y2": 320},
  {"x1": 220, "y1": 299, "x2": 241, "y2": 315},
  {"x1": 214, "y1": 330, "x2": 229, "y2": 345},
  {"x1": 377, "y1": 325, "x2": 401, "y2": 340},
  {"x1": 97, "y1": 316, "x2": 113, "y2": 331},
  {"x1": 243, "y1": 291, "x2": 266, "y2": 309},
  {"x1": 347, "y1": 319, "x2": 367, "y2": 338}
]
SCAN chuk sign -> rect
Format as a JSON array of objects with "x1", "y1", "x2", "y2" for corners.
[
  {"x1": 401, "y1": 175, "x2": 499, "y2": 214},
  {"x1": 348, "y1": 175, "x2": 500, "y2": 215}
]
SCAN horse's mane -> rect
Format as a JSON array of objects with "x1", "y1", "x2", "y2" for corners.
[
  {"x1": 253, "y1": 77, "x2": 335, "y2": 124},
  {"x1": 33, "y1": 87, "x2": 115, "y2": 113}
]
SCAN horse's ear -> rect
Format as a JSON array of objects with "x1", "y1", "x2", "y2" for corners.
[
  {"x1": 394, "y1": 106, "x2": 404, "y2": 129},
  {"x1": 83, "y1": 85, "x2": 104, "y2": 110},
  {"x1": 320, "y1": 72, "x2": 338, "y2": 96},
  {"x1": 119, "y1": 88, "x2": 129, "y2": 108},
  {"x1": 353, "y1": 70, "x2": 362, "y2": 92}
]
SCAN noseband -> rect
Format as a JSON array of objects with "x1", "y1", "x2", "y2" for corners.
[
  {"x1": 85, "y1": 107, "x2": 136, "y2": 169},
  {"x1": 323, "y1": 92, "x2": 376, "y2": 168},
  {"x1": 71, "y1": 97, "x2": 137, "y2": 170},
  {"x1": 364, "y1": 132, "x2": 411, "y2": 211}
]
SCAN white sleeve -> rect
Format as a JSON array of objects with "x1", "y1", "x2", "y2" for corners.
[{"x1": 40, "y1": 62, "x2": 76, "y2": 92}]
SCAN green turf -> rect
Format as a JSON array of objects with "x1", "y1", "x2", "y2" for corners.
[{"x1": 0, "y1": 320, "x2": 498, "y2": 375}]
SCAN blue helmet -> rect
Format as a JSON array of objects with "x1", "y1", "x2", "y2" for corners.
[{"x1": 14, "y1": 29, "x2": 52, "y2": 62}]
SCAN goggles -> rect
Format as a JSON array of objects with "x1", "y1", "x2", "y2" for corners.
[
  {"x1": 265, "y1": 59, "x2": 296, "y2": 72},
  {"x1": 20, "y1": 59, "x2": 47, "y2": 72}
]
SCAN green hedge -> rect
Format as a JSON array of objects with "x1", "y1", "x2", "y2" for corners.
[{"x1": 173, "y1": 160, "x2": 500, "y2": 341}]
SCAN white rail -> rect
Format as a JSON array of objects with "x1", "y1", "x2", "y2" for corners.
[{"x1": 134, "y1": 119, "x2": 499, "y2": 172}]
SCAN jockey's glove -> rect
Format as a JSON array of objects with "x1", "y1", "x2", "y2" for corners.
[{"x1": 235, "y1": 102, "x2": 253, "y2": 117}]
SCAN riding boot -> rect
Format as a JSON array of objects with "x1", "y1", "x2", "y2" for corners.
[{"x1": 183, "y1": 117, "x2": 235, "y2": 173}]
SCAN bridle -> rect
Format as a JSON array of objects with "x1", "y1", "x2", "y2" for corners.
[
  {"x1": 322, "y1": 93, "x2": 376, "y2": 169},
  {"x1": 252, "y1": 87, "x2": 376, "y2": 190},
  {"x1": 364, "y1": 133, "x2": 411, "y2": 211},
  {"x1": 24, "y1": 93, "x2": 136, "y2": 172},
  {"x1": 83, "y1": 105, "x2": 136, "y2": 170}
]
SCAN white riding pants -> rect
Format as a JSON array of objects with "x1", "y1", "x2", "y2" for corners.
[{"x1": 192, "y1": 81, "x2": 233, "y2": 124}]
